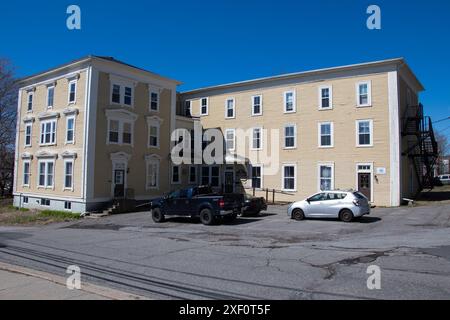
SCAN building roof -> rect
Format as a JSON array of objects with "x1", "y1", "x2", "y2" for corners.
[{"x1": 181, "y1": 58, "x2": 424, "y2": 95}]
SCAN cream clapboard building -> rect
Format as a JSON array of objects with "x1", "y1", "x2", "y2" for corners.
[{"x1": 13, "y1": 56, "x2": 436, "y2": 212}]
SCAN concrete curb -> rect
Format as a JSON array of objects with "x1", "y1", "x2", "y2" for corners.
[{"x1": 0, "y1": 261, "x2": 150, "y2": 300}]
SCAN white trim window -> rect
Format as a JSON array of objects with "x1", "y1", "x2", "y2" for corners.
[
  {"x1": 200, "y1": 98, "x2": 208, "y2": 116},
  {"x1": 64, "y1": 160, "x2": 74, "y2": 190},
  {"x1": 68, "y1": 80, "x2": 77, "y2": 104},
  {"x1": 356, "y1": 119, "x2": 373, "y2": 147},
  {"x1": 122, "y1": 122, "x2": 132, "y2": 144},
  {"x1": 23, "y1": 161, "x2": 31, "y2": 187},
  {"x1": 24, "y1": 123, "x2": 32, "y2": 147},
  {"x1": 189, "y1": 166, "x2": 197, "y2": 184},
  {"x1": 27, "y1": 92, "x2": 34, "y2": 112},
  {"x1": 38, "y1": 160, "x2": 54, "y2": 188},
  {"x1": 66, "y1": 116, "x2": 75, "y2": 144},
  {"x1": 282, "y1": 164, "x2": 296, "y2": 191},
  {"x1": 171, "y1": 165, "x2": 181, "y2": 184},
  {"x1": 252, "y1": 95, "x2": 262, "y2": 116},
  {"x1": 107, "y1": 119, "x2": 134, "y2": 145},
  {"x1": 225, "y1": 98, "x2": 235, "y2": 119},
  {"x1": 225, "y1": 129, "x2": 235, "y2": 152},
  {"x1": 284, "y1": 91, "x2": 296, "y2": 113},
  {"x1": 111, "y1": 82, "x2": 134, "y2": 107},
  {"x1": 251, "y1": 165, "x2": 262, "y2": 189},
  {"x1": 252, "y1": 127, "x2": 263, "y2": 150},
  {"x1": 146, "y1": 158, "x2": 160, "y2": 190},
  {"x1": 40, "y1": 120, "x2": 57, "y2": 145},
  {"x1": 108, "y1": 120, "x2": 120, "y2": 144},
  {"x1": 356, "y1": 81, "x2": 372, "y2": 107},
  {"x1": 124, "y1": 86, "x2": 133, "y2": 106},
  {"x1": 201, "y1": 166, "x2": 220, "y2": 187},
  {"x1": 319, "y1": 86, "x2": 333, "y2": 110},
  {"x1": 149, "y1": 90, "x2": 160, "y2": 112},
  {"x1": 318, "y1": 163, "x2": 334, "y2": 191},
  {"x1": 47, "y1": 85, "x2": 55, "y2": 108},
  {"x1": 284, "y1": 124, "x2": 296, "y2": 149},
  {"x1": 111, "y1": 84, "x2": 121, "y2": 104},
  {"x1": 148, "y1": 124, "x2": 159, "y2": 148},
  {"x1": 318, "y1": 122, "x2": 333, "y2": 148}
]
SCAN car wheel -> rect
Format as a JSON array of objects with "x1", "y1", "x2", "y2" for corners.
[
  {"x1": 292, "y1": 208, "x2": 305, "y2": 221},
  {"x1": 340, "y1": 209, "x2": 354, "y2": 222},
  {"x1": 200, "y1": 208, "x2": 215, "y2": 225},
  {"x1": 151, "y1": 208, "x2": 165, "y2": 223}
]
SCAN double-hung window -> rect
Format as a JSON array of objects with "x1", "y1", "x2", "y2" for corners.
[
  {"x1": 146, "y1": 158, "x2": 159, "y2": 189},
  {"x1": 25, "y1": 123, "x2": 32, "y2": 147},
  {"x1": 47, "y1": 86, "x2": 55, "y2": 108},
  {"x1": 252, "y1": 127, "x2": 262, "y2": 150},
  {"x1": 356, "y1": 81, "x2": 371, "y2": 107},
  {"x1": 68, "y1": 80, "x2": 77, "y2": 104},
  {"x1": 282, "y1": 164, "x2": 296, "y2": 191},
  {"x1": 150, "y1": 91, "x2": 159, "y2": 111},
  {"x1": 23, "y1": 161, "x2": 30, "y2": 187},
  {"x1": 284, "y1": 124, "x2": 296, "y2": 149},
  {"x1": 225, "y1": 98, "x2": 235, "y2": 119},
  {"x1": 124, "y1": 87, "x2": 133, "y2": 106},
  {"x1": 319, "y1": 86, "x2": 332, "y2": 109},
  {"x1": 149, "y1": 125, "x2": 159, "y2": 148},
  {"x1": 201, "y1": 166, "x2": 220, "y2": 187},
  {"x1": 40, "y1": 120, "x2": 57, "y2": 145},
  {"x1": 356, "y1": 119, "x2": 373, "y2": 147},
  {"x1": 318, "y1": 122, "x2": 333, "y2": 147},
  {"x1": 319, "y1": 164, "x2": 334, "y2": 191},
  {"x1": 66, "y1": 117, "x2": 75, "y2": 144},
  {"x1": 171, "y1": 165, "x2": 181, "y2": 184},
  {"x1": 111, "y1": 82, "x2": 133, "y2": 106},
  {"x1": 184, "y1": 100, "x2": 191, "y2": 116},
  {"x1": 225, "y1": 129, "x2": 235, "y2": 152},
  {"x1": 27, "y1": 92, "x2": 33, "y2": 111},
  {"x1": 251, "y1": 165, "x2": 262, "y2": 189},
  {"x1": 284, "y1": 91, "x2": 296, "y2": 113},
  {"x1": 252, "y1": 95, "x2": 262, "y2": 116},
  {"x1": 38, "y1": 160, "x2": 54, "y2": 188},
  {"x1": 108, "y1": 120, "x2": 119, "y2": 143},
  {"x1": 64, "y1": 160, "x2": 74, "y2": 190},
  {"x1": 200, "y1": 98, "x2": 208, "y2": 116},
  {"x1": 112, "y1": 84, "x2": 121, "y2": 104},
  {"x1": 122, "y1": 122, "x2": 132, "y2": 144}
]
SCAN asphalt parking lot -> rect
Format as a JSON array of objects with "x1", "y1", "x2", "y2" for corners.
[{"x1": 0, "y1": 203, "x2": 449, "y2": 299}]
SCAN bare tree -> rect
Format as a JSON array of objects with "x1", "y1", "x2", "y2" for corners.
[
  {"x1": 435, "y1": 131, "x2": 449, "y2": 157},
  {"x1": 0, "y1": 59, "x2": 17, "y2": 197}
]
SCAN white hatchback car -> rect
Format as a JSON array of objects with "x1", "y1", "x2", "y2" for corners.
[
  {"x1": 438, "y1": 175, "x2": 450, "y2": 185},
  {"x1": 287, "y1": 191, "x2": 371, "y2": 222}
]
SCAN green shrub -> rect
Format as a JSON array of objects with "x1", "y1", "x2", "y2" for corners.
[{"x1": 39, "y1": 210, "x2": 81, "y2": 219}]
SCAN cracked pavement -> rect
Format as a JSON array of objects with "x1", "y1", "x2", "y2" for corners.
[{"x1": 0, "y1": 204, "x2": 449, "y2": 299}]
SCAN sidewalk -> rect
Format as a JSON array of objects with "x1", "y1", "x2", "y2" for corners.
[{"x1": 0, "y1": 262, "x2": 148, "y2": 300}]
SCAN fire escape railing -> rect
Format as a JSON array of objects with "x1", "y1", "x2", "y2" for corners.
[{"x1": 401, "y1": 103, "x2": 439, "y2": 192}]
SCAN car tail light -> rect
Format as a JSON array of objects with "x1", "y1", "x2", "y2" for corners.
[
  {"x1": 353, "y1": 200, "x2": 361, "y2": 206},
  {"x1": 219, "y1": 199, "x2": 225, "y2": 208}
]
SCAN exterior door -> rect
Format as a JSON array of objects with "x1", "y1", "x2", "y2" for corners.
[
  {"x1": 224, "y1": 171, "x2": 234, "y2": 193},
  {"x1": 358, "y1": 173, "x2": 371, "y2": 201},
  {"x1": 114, "y1": 170, "x2": 125, "y2": 198}
]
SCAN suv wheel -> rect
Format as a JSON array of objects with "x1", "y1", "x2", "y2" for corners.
[
  {"x1": 340, "y1": 209, "x2": 354, "y2": 222},
  {"x1": 200, "y1": 208, "x2": 215, "y2": 225},
  {"x1": 152, "y1": 208, "x2": 165, "y2": 223},
  {"x1": 292, "y1": 208, "x2": 305, "y2": 221}
]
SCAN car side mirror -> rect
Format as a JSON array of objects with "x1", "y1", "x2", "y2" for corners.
[{"x1": 306, "y1": 199, "x2": 311, "y2": 203}]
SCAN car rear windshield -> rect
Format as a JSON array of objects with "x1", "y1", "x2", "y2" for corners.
[{"x1": 353, "y1": 192, "x2": 366, "y2": 199}]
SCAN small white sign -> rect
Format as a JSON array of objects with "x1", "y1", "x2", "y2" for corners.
[{"x1": 376, "y1": 167, "x2": 386, "y2": 175}]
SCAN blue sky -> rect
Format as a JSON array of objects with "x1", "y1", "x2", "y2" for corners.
[{"x1": 1, "y1": 0, "x2": 449, "y2": 136}]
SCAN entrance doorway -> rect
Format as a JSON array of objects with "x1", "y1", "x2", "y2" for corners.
[
  {"x1": 114, "y1": 169, "x2": 125, "y2": 198},
  {"x1": 356, "y1": 163, "x2": 373, "y2": 201}
]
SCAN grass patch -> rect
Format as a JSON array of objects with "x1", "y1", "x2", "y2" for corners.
[
  {"x1": 0, "y1": 207, "x2": 81, "y2": 225},
  {"x1": 6, "y1": 205, "x2": 29, "y2": 212},
  {"x1": 39, "y1": 210, "x2": 81, "y2": 220}
]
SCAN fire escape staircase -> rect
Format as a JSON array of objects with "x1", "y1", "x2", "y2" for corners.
[{"x1": 401, "y1": 103, "x2": 438, "y2": 192}]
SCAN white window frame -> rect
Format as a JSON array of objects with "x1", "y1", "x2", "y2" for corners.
[
  {"x1": 68, "y1": 80, "x2": 77, "y2": 104},
  {"x1": 318, "y1": 122, "x2": 334, "y2": 148},
  {"x1": 171, "y1": 165, "x2": 181, "y2": 184},
  {"x1": 225, "y1": 128, "x2": 236, "y2": 152},
  {"x1": 284, "y1": 90, "x2": 296, "y2": 113},
  {"x1": 200, "y1": 97, "x2": 209, "y2": 116},
  {"x1": 284, "y1": 124, "x2": 297, "y2": 149},
  {"x1": 318, "y1": 162, "x2": 335, "y2": 192},
  {"x1": 107, "y1": 118, "x2": 135, "y2": 146},
  {"x1": 355, "y1": 162, "x2": 374, "y2": 202},
  {"x1": 282, "y1": 163, "x2": 297, "y2": 192},
  {"x1": 251, "y1": 165, "x2": 263, "y2": 189},
  {"x1": 148, "y1": 123, "x2": 160, "y2": 148},
  {"x1": 145, "y1": 158, "x2": 160, "y2": 190},
  {"x1": 37, "y1": 160, "x2": 55, "y2": 189},
  {"x1": 149, "y1": 90, "x2": 160, "y2": 112},
  {"x1": 65, "y1": 116, "x2": 75, "y2": 144},
  {"x1": 356, "y1": 81, "x2": 372, "y2": 107},
  {"x1": 47, "y1": 85, "x2": 55, "y2": 109},
  {"x1": 356, "y1": 119, "x2": 374, "y2": 147},
  {"x1": 27, "y1": 92, "x2": 33, "y2": 112},
  {"x1": 111, "y1": 83, "x2": 122, "y2": 105},
  {"x1": 24, "y1": 123, "x2": 32, "y2": 147},
  {"x1": 189, "y1": 166, "x2": 197, "y2": 184},
  {"x1": 318, "y1": 85, "x2": 333, "y2": 110},
  {"x1": 110, "y1": 78, "x2": 135, "y2": 108},
  {"x1": 22, "y1": 160, "x2": 31, "y2": 187},
  {"x1": 40, "y1": 119, "x2": 57, "y2": 146},
  {"x1": 251, "y1": 127, "x2": 263, "y2": 150},
  {"x1": 251, "y1": 95, "x2": 263, "y2": 116},
  {"x1": 225, "y1": 98, "x2": 235, "y2": 119},
  {"x1": 63, "y1": 159, "x2": 74, "y2": 191}
]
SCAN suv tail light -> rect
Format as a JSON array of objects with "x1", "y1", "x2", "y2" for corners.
[
  {"x1": 353, "y1": 200, "x2": 361, "y2": 206},
  {"x1": 219, "y1": 199, "x2": 225, "y2": 208}
]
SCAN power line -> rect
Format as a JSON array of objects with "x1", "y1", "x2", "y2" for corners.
[{"x1": 433, "y1": 116, "x2": 450, "y2": 124}]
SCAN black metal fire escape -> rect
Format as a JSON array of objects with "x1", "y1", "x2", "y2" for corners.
[{"x1": 401, "y1": 103, "x2": 439, "y2": 191}]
